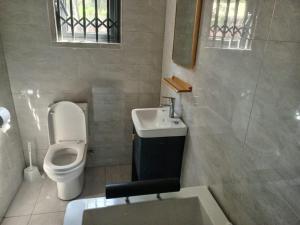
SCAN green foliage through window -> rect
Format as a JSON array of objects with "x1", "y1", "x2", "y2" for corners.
[{"x1": 54, "y1": 0, "x2": 120, "y2": 43}]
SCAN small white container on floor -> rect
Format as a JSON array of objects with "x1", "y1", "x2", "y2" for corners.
[
  {"x1": 24, "y1": 166, "x2": 42, "y2": 182},
  {"x1": 24, "y1": 142, "x2": 42, "y2": 182}
]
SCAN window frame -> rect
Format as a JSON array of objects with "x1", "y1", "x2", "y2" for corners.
[{"x1": 47, "y1": 0, "x2": 122, "y2": 48}]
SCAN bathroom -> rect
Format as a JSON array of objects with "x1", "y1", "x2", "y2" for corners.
[{"x1": 0, "y1": 0, "x2": 299, "y2": 224}]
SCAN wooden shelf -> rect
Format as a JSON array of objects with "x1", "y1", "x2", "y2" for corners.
[{"x1": 162, "y1": 76, "x2": 192, "y2": 93}]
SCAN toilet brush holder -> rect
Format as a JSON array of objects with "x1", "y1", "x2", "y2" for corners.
[
  {"x1": 24, "y1": 142, "x2": 42, "y2": 182},
  {"x1": 24, "y1": 166, "x2": 42, "y2": 182}
]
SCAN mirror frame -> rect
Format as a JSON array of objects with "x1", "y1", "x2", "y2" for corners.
[{"x1": 172, "y1": 0, "x2": 202, "y2": 68}]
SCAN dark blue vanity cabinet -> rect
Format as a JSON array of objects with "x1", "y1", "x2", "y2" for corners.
[{"x1": 132, "y1": 127, "x2": 185, "y2": 181}]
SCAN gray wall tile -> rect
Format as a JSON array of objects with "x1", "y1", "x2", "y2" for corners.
[
  {"x1": 269, "y1": 0, "x2": 300, "y2": 42},
  {"x1": 161, "y1": 0, "x2": 300, "y2": 224},
  {"x1": 0, "y1": 0, "x2": 166, "y2": 167},
  {"x1": 0, "y1": 36, "x2": 24, "y2": 222}
]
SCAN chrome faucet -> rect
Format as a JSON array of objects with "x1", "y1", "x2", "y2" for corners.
[{"x1": 161, "y1": 96, "x2": 176, "y2": 118}]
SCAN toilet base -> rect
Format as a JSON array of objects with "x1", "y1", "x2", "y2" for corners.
[{"x1": 57, "y1": 173, "x2": 84, "y2": 200}]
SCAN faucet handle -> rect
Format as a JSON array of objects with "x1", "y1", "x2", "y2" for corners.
[
  {"x1": 162, "y1": 96, "x2": 175, "y2": 104},
  {"x1": 162, "y1": 96, "x2": 175, "y2": 100},
  {"x1": 161, "y1": 96, "x2": 175, "y2": 118}
]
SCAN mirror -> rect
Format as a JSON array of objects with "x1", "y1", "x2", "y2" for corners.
[{"x1": 172, "y1": 0, "x2": 202, "y2": 68}]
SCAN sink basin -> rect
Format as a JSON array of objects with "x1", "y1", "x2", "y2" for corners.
[{"x1": 131, "y1": 108, "x2": 187, "y2": 138}]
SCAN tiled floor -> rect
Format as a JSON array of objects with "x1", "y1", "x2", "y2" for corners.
[{"x1": 1, "y1": 165, "x2": 131, "y2": 225}]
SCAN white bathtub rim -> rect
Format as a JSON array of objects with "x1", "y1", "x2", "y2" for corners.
[{"x1": 63, "y1": 186, "x2": 232, "y2": 225}]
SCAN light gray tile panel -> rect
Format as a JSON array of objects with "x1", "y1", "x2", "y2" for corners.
[
  {"x1": 0, "y1": 0, "x2": 165, "y2": 167},
  {"x1": 269, "y1": 0, "x2": 300, "y2": 42},
  {"x1": 161, "y1": 0, "x2": 300, "y2": 224},
  {"x1": 29, "y1": 212, "x2": 64, "y2": 225},
  {"x1": 33, "y1": 178, "x2": 68, "y2": 214},
  {"x1": 0, "y1": 36, "x2": 24, "y2": 219},
  {"x1": 5, "y1": 180, "x2": 43, "y2": 217},
  {"x1": 105, "y1": 165, "x2": 132, "y2": 184},
  {"x1": 1, "y1": 216, "x2": 31, "y2": 225},
  {"x1": 80, "y1": 167, "x2": 106, "y2": 198}
]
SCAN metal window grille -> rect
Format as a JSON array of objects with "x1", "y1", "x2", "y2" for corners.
[
  {"x1": 54, "y1": 0, "x2": 120, "y2": 43},
  {"x1": 208, "y1": 0, "x2": 257, "y2": 49}
]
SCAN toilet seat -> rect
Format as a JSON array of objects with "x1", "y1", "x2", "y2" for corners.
[
  {"x1": 44, "y1": 101, "x2": 88, "y2": 200},
  {"x1": 44, "y1": 142, "x2": 86, "y2": 174}
]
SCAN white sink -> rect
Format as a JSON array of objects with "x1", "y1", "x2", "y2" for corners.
[{"x1": 131, "y1": 108, "x2": 187, "y2": 138}]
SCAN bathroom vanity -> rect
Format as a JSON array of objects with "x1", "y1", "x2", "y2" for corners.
[{"x1": 131, "y1": 108, "x2": 187, "y2": 181}]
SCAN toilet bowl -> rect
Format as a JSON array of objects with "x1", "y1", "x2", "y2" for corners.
[{"x1": 43, "y1": 101, "x2": 88, "y2": 200}]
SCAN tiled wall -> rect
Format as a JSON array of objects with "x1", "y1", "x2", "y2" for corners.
[
  {"x1": 0, "y1": 0, "x2": 166, "y2": 168},
  {"x1": 161, "y1": 0, "x2": 300, "y2": 224},
  {"x1": 0, "y1": 36, "x2": 25, "y2": 222}
]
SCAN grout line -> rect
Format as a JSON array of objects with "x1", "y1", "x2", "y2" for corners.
[
  {"x1": 263, "y1": 39, "x2": 300, "y2": 44},
  {"x1": 3, "y1": 215, "x2": 31, "y2": 219},
  {"x1": 26, "y1": 215, "x2": 31, "y2": 225},
  {"x1": 28, "y1": 177, "x2": 46, "y2": 223},
  {"x1": 4, "y1": 179, "x2": 44, "y2": 225},
  {"x1": 2, "y1": 166, "x2": 131, "y2": 225},
  {"x1": 241, "y1": 0, "x2": 277, "y2": 150},
  {"x1": 241, "y1": 1, "x2": 300, "y2": 220},
  {"x1": 31, "y1": 210, "x2": 65, "y2": 216},
  {"x1": 3, "y1": 179, "x2": 27, "y2": 219},
  {"x1": 0, "y1": 215, "x2": 32, "y2": 225}
]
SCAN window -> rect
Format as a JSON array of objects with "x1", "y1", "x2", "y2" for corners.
[
  {"x1": 207, "y1": 0, "x2": 257, "y2": 50},
  {"x1": 53, "y1": 0, "x2": 120, "y2": 44}
]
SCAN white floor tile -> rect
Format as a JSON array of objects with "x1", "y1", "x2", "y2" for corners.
[
  {"x1": 29, "y1": 212, "x2": 64, "y2": 225},
  {"x1": 1, "y1": 215, "x2": 30, "y2": 225},
  {"x1": 4, "y1": 165, "x2": 132, "y2": 221},
  {"x1": 5, "y1": 180, "x2": 44, "y2": 217},
  {"x1": 32, "y1": 178, "x2": 68, "y2": 215}
]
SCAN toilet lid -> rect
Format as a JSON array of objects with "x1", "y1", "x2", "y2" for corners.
[{"x1": 51, "y1": 101, "x2": 87, "y2": 143}]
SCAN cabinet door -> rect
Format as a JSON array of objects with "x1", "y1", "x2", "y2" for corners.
[{"x1": 137, "y1": 136, "x2": 185, "y2": 180}]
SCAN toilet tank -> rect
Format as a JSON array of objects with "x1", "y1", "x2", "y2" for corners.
[{"x1": 48, "y1": 101, "x2": 88, "y2": 144}]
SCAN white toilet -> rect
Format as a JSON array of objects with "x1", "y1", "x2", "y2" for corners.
[{"x1": 43, "y1": 101, "x2": 88, "y2": 200}]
